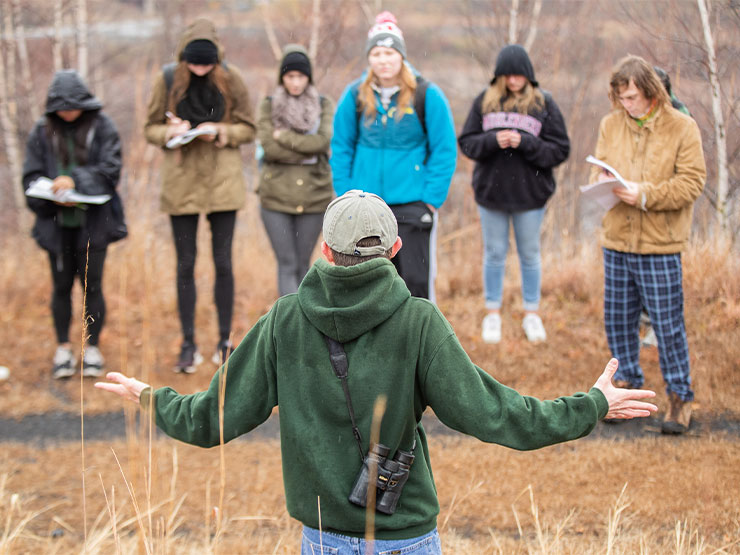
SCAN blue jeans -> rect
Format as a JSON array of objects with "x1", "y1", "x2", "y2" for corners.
[
  {"x1": 478, "y1": 205, "x2": 545, "y2": 311},
  {"x1": 301, "y1": 526, "x2": 442, "y2": 555}
]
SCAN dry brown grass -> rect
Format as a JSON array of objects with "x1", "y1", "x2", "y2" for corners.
[
  {"x1": 1, "y1": 159, "x2": 739, "y2": 552},
  {"x1": 1, "y1": 435, "x2": 739, "y2": 553}
]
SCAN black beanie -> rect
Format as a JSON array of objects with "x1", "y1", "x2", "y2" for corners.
[
  {"x1": 182, "y1": 39, "x2": 219, "y2": 65},
  {"x1": 492, "y1": 44, "x2": 538, "y2": 87},
  {"x1": 280, "y1": 51, "x2": 312, "y2": 83}
]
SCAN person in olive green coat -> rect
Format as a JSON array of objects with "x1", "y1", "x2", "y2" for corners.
[
  {"x1": 144, "y1": 18, "x2": 255, "y2": 373},
  {"x1": 257, "y1": 44, "x2": 334, "y2": 297}
]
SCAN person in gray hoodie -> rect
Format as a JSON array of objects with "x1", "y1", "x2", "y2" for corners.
[{"x1": 23, "y1": 69, "x2": 125, "y2": 379}]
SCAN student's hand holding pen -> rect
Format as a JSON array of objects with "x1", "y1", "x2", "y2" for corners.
[{"x1": 164, "y1": 110, "x2": 191, "y2": 141}]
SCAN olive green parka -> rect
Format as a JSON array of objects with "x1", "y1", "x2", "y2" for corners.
[
  {"x1": 256, "y1": 45, "x2": 333, "y2": 215},
  {"x1": 144, "y1": 19, "x2": 255, "y2": 215}
]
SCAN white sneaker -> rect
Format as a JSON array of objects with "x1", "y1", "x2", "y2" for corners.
[
  {"x1": 52, "y1": 346, "x2": 76, "y2": 379},
  {"x1": 641, "y1": 325, "x2": 658, "y2": 348},
  {"x1": 522, "y1": 313, "x2": 547, "y2": 343},
  {"x1": 482, "y1": 313, "x2": 502, "y2": 344},
  {"x1": 82, "y1": 345, "x2": 105, "y2": 377}
]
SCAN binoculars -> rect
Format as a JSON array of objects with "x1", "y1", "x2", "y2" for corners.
[{"x1": 348, "y1": 443, "x2": 414, "y2": 515}]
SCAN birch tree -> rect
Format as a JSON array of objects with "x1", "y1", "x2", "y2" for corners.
[
  {"x1": 52, "y1": 0, "x2": 63, "y2": 70},
  {"x1": 697, "y1": 0, "x2": 729, "y2": 233},
  {"x1": 76, "y1": 0, "x2": 89, "y2": 79},
  {"x1": 308, "y1": 0, "x2": 321, "y2": 61},
  {"x1": 0, "y1": 1, "x2": 24, "y2": 212},
  {"x1": 11, "y1": 0, "x2": 38, "y2": 120}
]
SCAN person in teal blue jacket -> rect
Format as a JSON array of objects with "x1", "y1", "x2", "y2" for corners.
[
  {"x1": 97, "y1": 191, "x2": 657, "y2": 553},
  {"x1": 330, "y1": 11, "x2": 457, "y2": 302}
]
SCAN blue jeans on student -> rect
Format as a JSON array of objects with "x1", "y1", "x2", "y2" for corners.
[
  {"x1": 301, "y1": 526, "x2": 442, "y2": 555},
  {"x1": 603, "y1": 248, "x2": 693, "y2": 401},
  {"x1": 478, "y1": 205, "x2": 545, "y2": 311}
]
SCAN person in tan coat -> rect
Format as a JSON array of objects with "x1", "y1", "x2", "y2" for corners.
[
  {"x1": 256, "y1": 44, "x2": 334, "y2": 296},
  {"x1": 589, "y1": 55, "x2": 706, "y2": 434},
  {"x1": 144, "y1": 19, "x2": 255, "y2": 372}
]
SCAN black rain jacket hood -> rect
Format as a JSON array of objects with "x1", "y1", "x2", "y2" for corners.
[
  {"x1": 492, "y1": 44, "x2": 538, "y2": 87},
  {"x1": 45, "y1": 70, "x2": 103, "y2": 114}
]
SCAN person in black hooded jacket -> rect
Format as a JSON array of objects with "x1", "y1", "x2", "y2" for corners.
[
  {"x1": 458, "y1": 44, "x2": 569, "y2": 345},
  {"x1": 22, "y1": 69, "x2": 125, "y2": 379}
]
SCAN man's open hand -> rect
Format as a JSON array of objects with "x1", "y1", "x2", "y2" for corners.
[
  {"x1": 94, "y1": 372, "x2": 150, "y2": 404},
  {"x1": 593, "y1": 359, "x2": 658, "y2": 420}
]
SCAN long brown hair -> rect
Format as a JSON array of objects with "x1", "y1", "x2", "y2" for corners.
[
  {"x1": 608, "y1": 55, "x2": 670, "y2": 109},
  {"x1": 481, "y1": 77, "x2": 544, "y2": 115},
  {"x1": 357, "y1": 63, "x2": 417, "y2": 123},
  {"x1": 167, "y1": 61, "x2": 233, "y2": 119}
]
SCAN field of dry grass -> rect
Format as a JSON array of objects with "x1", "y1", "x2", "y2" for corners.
[{"x1": 1, "y1": 191, "x2": 739, "y2": 552}]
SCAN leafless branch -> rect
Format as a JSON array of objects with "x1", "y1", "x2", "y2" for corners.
[{"x1": 259, "y1": 1, "x2": 282, "y2": 62}]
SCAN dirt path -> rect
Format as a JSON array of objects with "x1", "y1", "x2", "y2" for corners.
[{"x1": 2, "y1": 410, "x2": 738, "y2": 445}]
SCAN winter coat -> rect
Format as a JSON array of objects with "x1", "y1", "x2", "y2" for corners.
[
  {"x1": 144, "y1": 18, "x2": 255, "y2": 215},
  {"x1": 22, "y1": 70, "x2": 125, "y2": 254},
  {"x1": 458, "y1": 90, "x2": 570, "y2": 211},
  {"x1": 256, "y1": 45, "x2": 334, "y2": 215},
  {"x1": 589, "y1": 104, "x2": 705, "y2": 254},
  {"x1": 147, "y1": 257, "x2": 608, "y2": 540},
  {"x1": 330, "y1": 71, "x2": 457, "y2": 209}
]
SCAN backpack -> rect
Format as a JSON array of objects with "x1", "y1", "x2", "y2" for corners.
[{"x1": 352, "y1": 76, "x2": 430, "y2": 134}]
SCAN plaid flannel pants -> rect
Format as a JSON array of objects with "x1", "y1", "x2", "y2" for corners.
[{"x1": 603, "y1": 248, "x2": 693, "y2": 401}]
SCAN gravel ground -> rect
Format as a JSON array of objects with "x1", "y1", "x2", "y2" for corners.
[{"x1": 1, "y1": 410, "x2": 737, "y2": 445}]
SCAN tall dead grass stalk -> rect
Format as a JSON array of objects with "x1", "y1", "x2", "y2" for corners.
[
  {"x1": 606, "y1": 482, "x2": 630, "y2": 554},
  {"x1": 80, "y1": 240, "x2": 91, "y2": 552},
  {"x1": 364, "y1": 394, "x2": 387, "y2": 554}
]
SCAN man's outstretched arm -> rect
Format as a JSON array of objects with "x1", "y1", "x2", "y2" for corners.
[{"x1": 95, "y1": 372, "x2": 150, "y2": 404}]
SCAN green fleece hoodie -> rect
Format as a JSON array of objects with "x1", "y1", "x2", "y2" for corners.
[{"x1": 151, "y1": 258, "x2": 608, "y2": 540}]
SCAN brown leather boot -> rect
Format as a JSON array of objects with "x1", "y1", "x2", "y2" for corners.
[{"x1": 661, "y1": 392, "x2": 692, "y2": 434}]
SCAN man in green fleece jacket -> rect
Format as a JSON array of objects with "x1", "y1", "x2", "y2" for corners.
[{"x1": 96, "y1": 190, "x2": 657, "y2": 553}]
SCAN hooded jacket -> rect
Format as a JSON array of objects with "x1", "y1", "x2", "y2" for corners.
[
  {"x1": 144, "y1": 19, "x2": 255, "y2": 215},
  {"x1": 22, "y1": 70, "x2": 125, "y2": 253},
  {"x1": 330, "y1": 66, "x2": 457, "y2": 209},
  {"x1": 148, "y1": 257, "x2": 608, "y2": 540},
  {"x1": 589, "y1": 104, "x2": 705, "y2": 254},
  {"x1": 458, "y1": 46, "x2": 570, "y2": 211},
  {"x1": 256, "y1": 44, "x2": 334, "y2": 215}
]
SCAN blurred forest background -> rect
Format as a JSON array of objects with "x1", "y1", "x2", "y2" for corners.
[
  {"x1": 0, "y1": 0, "x2": 738, "y2": 249},
  {"x1": 1, "y1": 2, "x2": 740, "y2": 552}
]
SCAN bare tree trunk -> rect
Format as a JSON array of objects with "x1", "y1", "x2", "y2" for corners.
[
  {"x1": 259, "y1": 1, "x2": 282, "y2": 62},
  {"x1": 2, "y1": 0, "x2": 17, "y2": 119},
  {"x1": 142, "y1": 0, "x2": 155, "y2": 17},
  {"x1": 52, "y1": 0, "x2": 63, "y2": 70},
  {"x1": 76, "y1": 0, "x2": 89, "y2": 79},
  {"x1": 523, "y1": 0, "x2": 543, "y2": 52},
  {"x1": 308, "y1": 0, "x2": 321, "y2": 61},
  {"x1": 357, "y1": 0, "x2": 374, "y2": 23},
  {"x1": 697, "y1": 0, "x2": 729, "y2": 232},
  {"x1": 0, "y1": 13, "x2": 24, "y2": 213},
  {"x1": 11, "y1": 0, "x2": 38, "y2": 121},
  {"x1": 508, "y1": 0, "x2": 519, "y2": 44}
]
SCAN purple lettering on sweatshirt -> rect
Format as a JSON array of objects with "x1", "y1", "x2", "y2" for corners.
[{"x1": 482, "y1": 112, "x2": 542, "y2": 136}]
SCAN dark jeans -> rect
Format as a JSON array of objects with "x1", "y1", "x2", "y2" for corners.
[
  {"x1": 390, "y1": 203, "x2": 438, "y2": 302},
  {"x1": 260, "y1": 207, "x2": 323, "y2": 296},
  {"x1": 170, "y1": 211, "x2": 236, "y2": 344},
  {"x1": 48, "y1": 228, "x2": 107, "y2": 346}
]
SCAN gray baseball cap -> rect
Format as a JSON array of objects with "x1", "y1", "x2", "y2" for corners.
[{"x1": 323, "y1": 190, "x2": 398, "y2": 256}]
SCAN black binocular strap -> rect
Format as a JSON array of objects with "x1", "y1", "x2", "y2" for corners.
[{"x1": 323, "y1": 335, "x2": 365, "y2": 463}]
